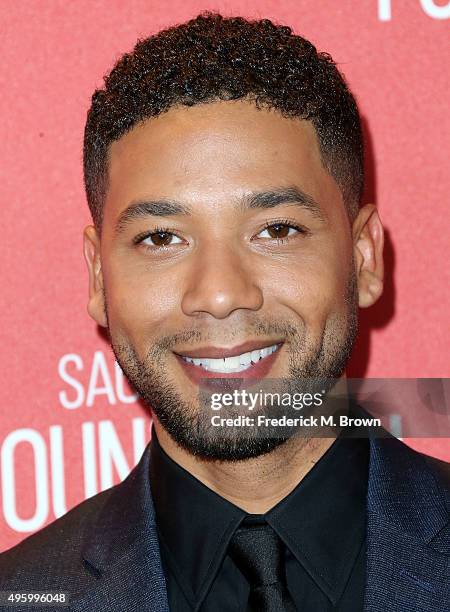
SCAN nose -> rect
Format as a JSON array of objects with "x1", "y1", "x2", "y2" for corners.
[{"x1": 181, "y1": 244, "x2": 264, "y2": 319}]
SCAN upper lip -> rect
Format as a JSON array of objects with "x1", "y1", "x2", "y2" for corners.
[{"x1": 174, "y1": 339, "x2": 283, "y2": 359}]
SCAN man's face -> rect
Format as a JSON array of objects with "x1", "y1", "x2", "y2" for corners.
[{"x1": 85, "y1": 100, "x2": 362, "y2": 459}]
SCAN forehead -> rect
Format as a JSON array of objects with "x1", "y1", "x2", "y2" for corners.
[{"x1": 105, "y1": 99, "x2": 343, "y2": 219}]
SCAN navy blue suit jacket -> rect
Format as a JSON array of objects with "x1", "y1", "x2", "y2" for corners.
[{"x1": 0, "y1": 434, "x2": 448, "y2": 611}]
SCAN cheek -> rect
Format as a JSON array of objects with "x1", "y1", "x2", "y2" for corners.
[
  {"x1": 103, "y1": 256, "x2": 185, "y2": 341},
  {"x1": 262, "y1": 245, "x2": 352, "y2": 329}
]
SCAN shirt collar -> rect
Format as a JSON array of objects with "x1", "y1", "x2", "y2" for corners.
[
  {"x1": 266, "y1": 433, "x2": 369, "y2": 604},
  {"x1": 149, "y1": 431, "x2": 244, "y2": 605},
  {"x1": 149, "y1": 427, "x2": 368, "y2": 607}
]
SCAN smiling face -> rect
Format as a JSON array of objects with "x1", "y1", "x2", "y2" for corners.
[{"x1": 83, "y1": 99, "x2": 383, "y2": 460}]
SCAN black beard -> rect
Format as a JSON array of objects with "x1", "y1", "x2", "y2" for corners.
[{"x1": 104, "y1": 272, "x2": 358, "y2": 461}]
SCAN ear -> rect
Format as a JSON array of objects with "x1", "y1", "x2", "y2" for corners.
[
  {"x1": 83, "y1": 225, "x2": 107, "y2": 327},
  {"x1": 352, "y1": 204, "x2": 384, "y2": 308}
]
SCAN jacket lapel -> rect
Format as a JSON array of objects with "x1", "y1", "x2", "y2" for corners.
[
  {"x1": 71, "y1": 443, "x2": 169, "y2": 612},
  {"x1": 365, "y1": 436, "x2": 450, "y2": 611}
]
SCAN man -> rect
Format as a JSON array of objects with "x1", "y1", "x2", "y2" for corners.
[{"x1": 0, "y1": 12, "x2": 448, "y2": 612}]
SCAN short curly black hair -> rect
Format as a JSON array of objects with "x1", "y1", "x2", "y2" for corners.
[{"x1": 84, "y1": 12, "x2": 364, "y2": 232}]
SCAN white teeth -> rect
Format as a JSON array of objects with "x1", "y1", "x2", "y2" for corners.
[
  {"x1": 251, "y1": 350, "x2": 261, "y2": 363},
  {"x1": 181, "y1": 344, "x2": 280, "y2": 373},
  {"x1": 240, "y1": 352, "x2": 252, "y2": 366},
  {"x1": 227, "y1": 356, "x2": 240, "y2": 369}
]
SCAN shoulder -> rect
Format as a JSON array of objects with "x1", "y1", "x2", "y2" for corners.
[
  {"x1": 372, "y1": 434, "x2": 450, "y2": 500},
  {"x1": 0, "y1": 486, "x2": 115, "y2": 590},
  {"x1": 420, "y1": 451, "x2": 450, "y2": 491},
  {"x1": 394, "y1": 436, "x2": 449, "y2": 486}
]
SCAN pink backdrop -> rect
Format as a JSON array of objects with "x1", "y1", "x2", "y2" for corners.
[{"x1": 1, "y1": 0, "x2": 449, "y2": 552}]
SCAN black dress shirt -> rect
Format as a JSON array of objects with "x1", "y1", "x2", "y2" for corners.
[{"x1": 149, "y1": 428, "x2": 369, "y2": 611}]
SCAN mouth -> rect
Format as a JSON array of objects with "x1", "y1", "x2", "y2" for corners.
[{"x1": 173, "y1": 340, "x2": 283, "y2": 384}]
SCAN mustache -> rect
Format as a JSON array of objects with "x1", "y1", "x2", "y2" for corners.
[{"x1": 152, "y1": 319, "x2": 302, "y2": 353}]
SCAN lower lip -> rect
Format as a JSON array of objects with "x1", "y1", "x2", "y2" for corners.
[{"x1": 174, "y1": 345, "x2": 282, "y2": 389}]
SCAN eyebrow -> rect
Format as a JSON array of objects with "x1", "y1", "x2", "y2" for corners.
[
  {"x1": 114, "y1": 186, "x2": 324, "y2": 235},
  {"x1": 241, "y1": 186, "x2": 324, "y2": 218},
  {"x1": 114, "y1": 199, "x2": 190, "y2": 235}
]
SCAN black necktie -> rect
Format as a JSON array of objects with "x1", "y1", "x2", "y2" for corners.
[{"x1": 228, "y1": 516, "x2": 297, "y2": 612}]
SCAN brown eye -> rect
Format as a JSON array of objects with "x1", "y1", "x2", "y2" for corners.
[
  {"x1": 266, "y1": 224, "x2": 290, "y2": 239},
  {"x1": 150, "y1": 232, "x2": 172, "y2": 246},
  {"x1": 141, "y1": 231, "x2": 183, "y2": 247},
  {"x1": 257, "y1": 223, "x2": 300, "y2": 240}
]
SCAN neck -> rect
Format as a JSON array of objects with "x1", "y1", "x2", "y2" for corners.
[{"x1": 153, "y1": 420, "x2": 336, "y2": 513}]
